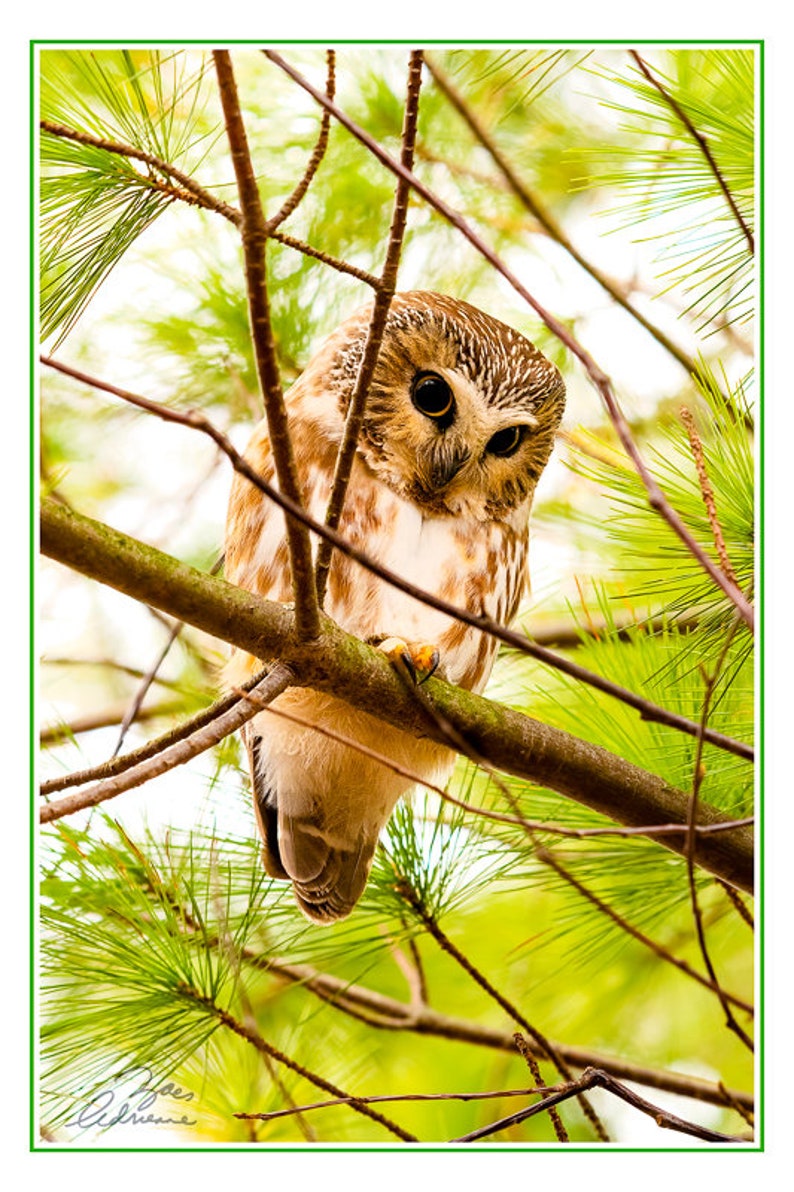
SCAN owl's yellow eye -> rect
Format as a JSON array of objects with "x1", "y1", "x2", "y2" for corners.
[
  {"x1": 486, "y1": 425, "x2": 525, "y2": 457},
  {"x1": 411, "y1": 372, "x2": 454, "y2": 422}
]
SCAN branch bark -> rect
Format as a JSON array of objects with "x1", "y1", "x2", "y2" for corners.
[{"x1": 40, "y1": 498, "x2": 754, "y2": 893}]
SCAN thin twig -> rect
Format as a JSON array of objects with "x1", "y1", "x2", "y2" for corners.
[
  {"x1": 268, "y1": 227, "x2": 379, "y2": 287},
  {"x1": 233, "y1": 1079, "x2": 584, "y2": 1124},
  {"x1": 213, "y1": 49, "x2": 320, "y2": 641},
  {"x1": 452, "y1": 1066, "x2": 747, "y2": 1144},
  {"x1": 110, "y1": 555, "x2": 224, "y2": 759},
  {"x1": 423, "y1": 55, "x2": 710, "y2": 383},
  {"x1": 41, "y1": 670, "x2": 269, "y2": 795},
  {"x1": 110, "y1": 621, "x2": 183, "y2": 758},
  {"x1": 40, "y1": 665, "x2": 293, "y2": 824},
  {"x1": 41, "y1": 700, "x2": 184, "y2": 745},
  {"x1": 266, "y1": 50, "x2": 336, "y2": 233},
  {"x1": 189, "y1": 989, "x2": 415, "y2": 1142},
  {"x1": 533, "y1": 843, "x2": 752, "y2": 1015},
  {"x1": 314, "y1": 50, "x2": 424, "y2": 606},
  {"x1": 630, "y1": 51, "x2": 755, "y2": 255},
  {"x1": 40, "y1": 353, "x2": 754, "y2": 761},
  {"x1": 263, "y1": 49, "x2": 755, "y2": 634}
]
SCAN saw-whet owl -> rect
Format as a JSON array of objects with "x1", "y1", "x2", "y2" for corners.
[{"x1": 225, "y1": 291, "x2": 565, "y2": 923}]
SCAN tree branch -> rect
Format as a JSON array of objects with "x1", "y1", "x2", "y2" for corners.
[
  {"x1": 40, "y1": 665, "x2": 293, "y2": 823},
  {"x1": 314, "y1": 50, "x2": 423, "y2": 606},
  {"x1": 213, "y1": 49, "x2": 320, "y2": 640},
  {"x1": 423, "y1": 55, "x2": 712, "y2": 384},
  {"x1": 452, "y1": 1063, "x2": 746, "y2": 1144},
  {"x1": 39, "y1": 497, "x2": 754, "y2": 894}
]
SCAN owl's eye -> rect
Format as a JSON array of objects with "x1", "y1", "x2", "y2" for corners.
[
  {"x1": 411, "y1": 372, "x2": 455, "y2": 423},
  {"x1": 486, "y1": 425, "x2": 525, "y2": 458}
]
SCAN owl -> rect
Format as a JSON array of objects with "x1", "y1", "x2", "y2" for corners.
[{"x1": 225, "y1": 291, "x2": 565, "y2": 923}]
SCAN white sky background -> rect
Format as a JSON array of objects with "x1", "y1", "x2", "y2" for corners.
[{"x1": 8, "y1": 3, "x2": 792, "y2": 1184}]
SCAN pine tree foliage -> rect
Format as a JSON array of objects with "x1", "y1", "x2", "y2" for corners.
[{"x1": 37, "y1": 43, "x2": 757, "y2": 1147}]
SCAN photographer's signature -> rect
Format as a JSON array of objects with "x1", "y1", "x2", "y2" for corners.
[{"x1": 67, "y1": 1065, "x2": 198, "y2": 1130}]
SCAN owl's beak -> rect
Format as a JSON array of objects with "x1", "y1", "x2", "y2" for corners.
[{"x1": 429, "y1": 447, "x2": 469, "y2": 491}]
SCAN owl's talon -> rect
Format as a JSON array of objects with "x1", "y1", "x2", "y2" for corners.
[{"x1": 377, "y1": 637, "x2": 441, "y2": 685}]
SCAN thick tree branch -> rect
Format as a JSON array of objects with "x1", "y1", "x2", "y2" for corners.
[{"x1": 39, "y1": 498, "x2": 754, "y2": 893}]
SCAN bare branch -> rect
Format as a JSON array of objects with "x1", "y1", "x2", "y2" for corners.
[
  {"x1": 213, "y1": 49, "x2": 320, "y2": 640},
  {"x1": 256, "y1": 957, "x2": 753, "y2": 1113},
  {"x1": 393, "y1": 878, "x2": 609, "y2": 1141},
  {"x1": 453, "y1": 1064, "x2": 747, "y2": 1144},
  {"x1": 533, "y1": 844, "x2": 752, "y2": 1016},
  {"x1": 265, "y1": 50, "x2": 336, "y2": 233},
  {"x1": 314, "y1": 49, "x2": 424, "y2": 605},
  {"x1": 686, "y1": 622, "x2": 755, "y2": 1052},
  {"x1": 41, "y1": 671, "x2": 268, "y2": 795},
  {"x1": 423, "y1": 55, "x2": 710, "y2": 383},
  {"x1": 263, "y1": 49, "x2": 755, "y2": 634},
  {"x1": 41, "y1": 699, "x2": 183, "y2": 745},
  {"x1": 188, "y1": 987, "x2": 416, "y2": 1141},
  {"x1": 40, "y1": 664, "x2": 293, "y2": 824}
]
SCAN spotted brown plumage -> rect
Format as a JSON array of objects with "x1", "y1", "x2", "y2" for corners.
[{"x1": 225, "y1": 291, "x2": 565, "y2": 922}]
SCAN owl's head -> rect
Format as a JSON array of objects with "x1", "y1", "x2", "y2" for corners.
[{"x1": 307, "y1": 291, "x2": 565, "y2": 522}]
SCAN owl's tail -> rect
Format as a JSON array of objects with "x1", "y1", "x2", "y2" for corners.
[{"x1": 247, "y1": 731, "x2": 378, "y2": 924}]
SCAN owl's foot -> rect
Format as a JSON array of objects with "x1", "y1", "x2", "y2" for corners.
[{"x1": 375, "y1": 636, "x2": 441, "y2": 685}]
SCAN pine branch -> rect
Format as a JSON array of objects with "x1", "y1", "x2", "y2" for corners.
[
  {"x1": 629, "y1": 51, "x2": 755, "y2": 255},
  {"x1": 40, "y1": 118, "x2": 242, "y2": 225},
  {"x1": 39, "y1": 496, "x2": 754, "y2": 893}
]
